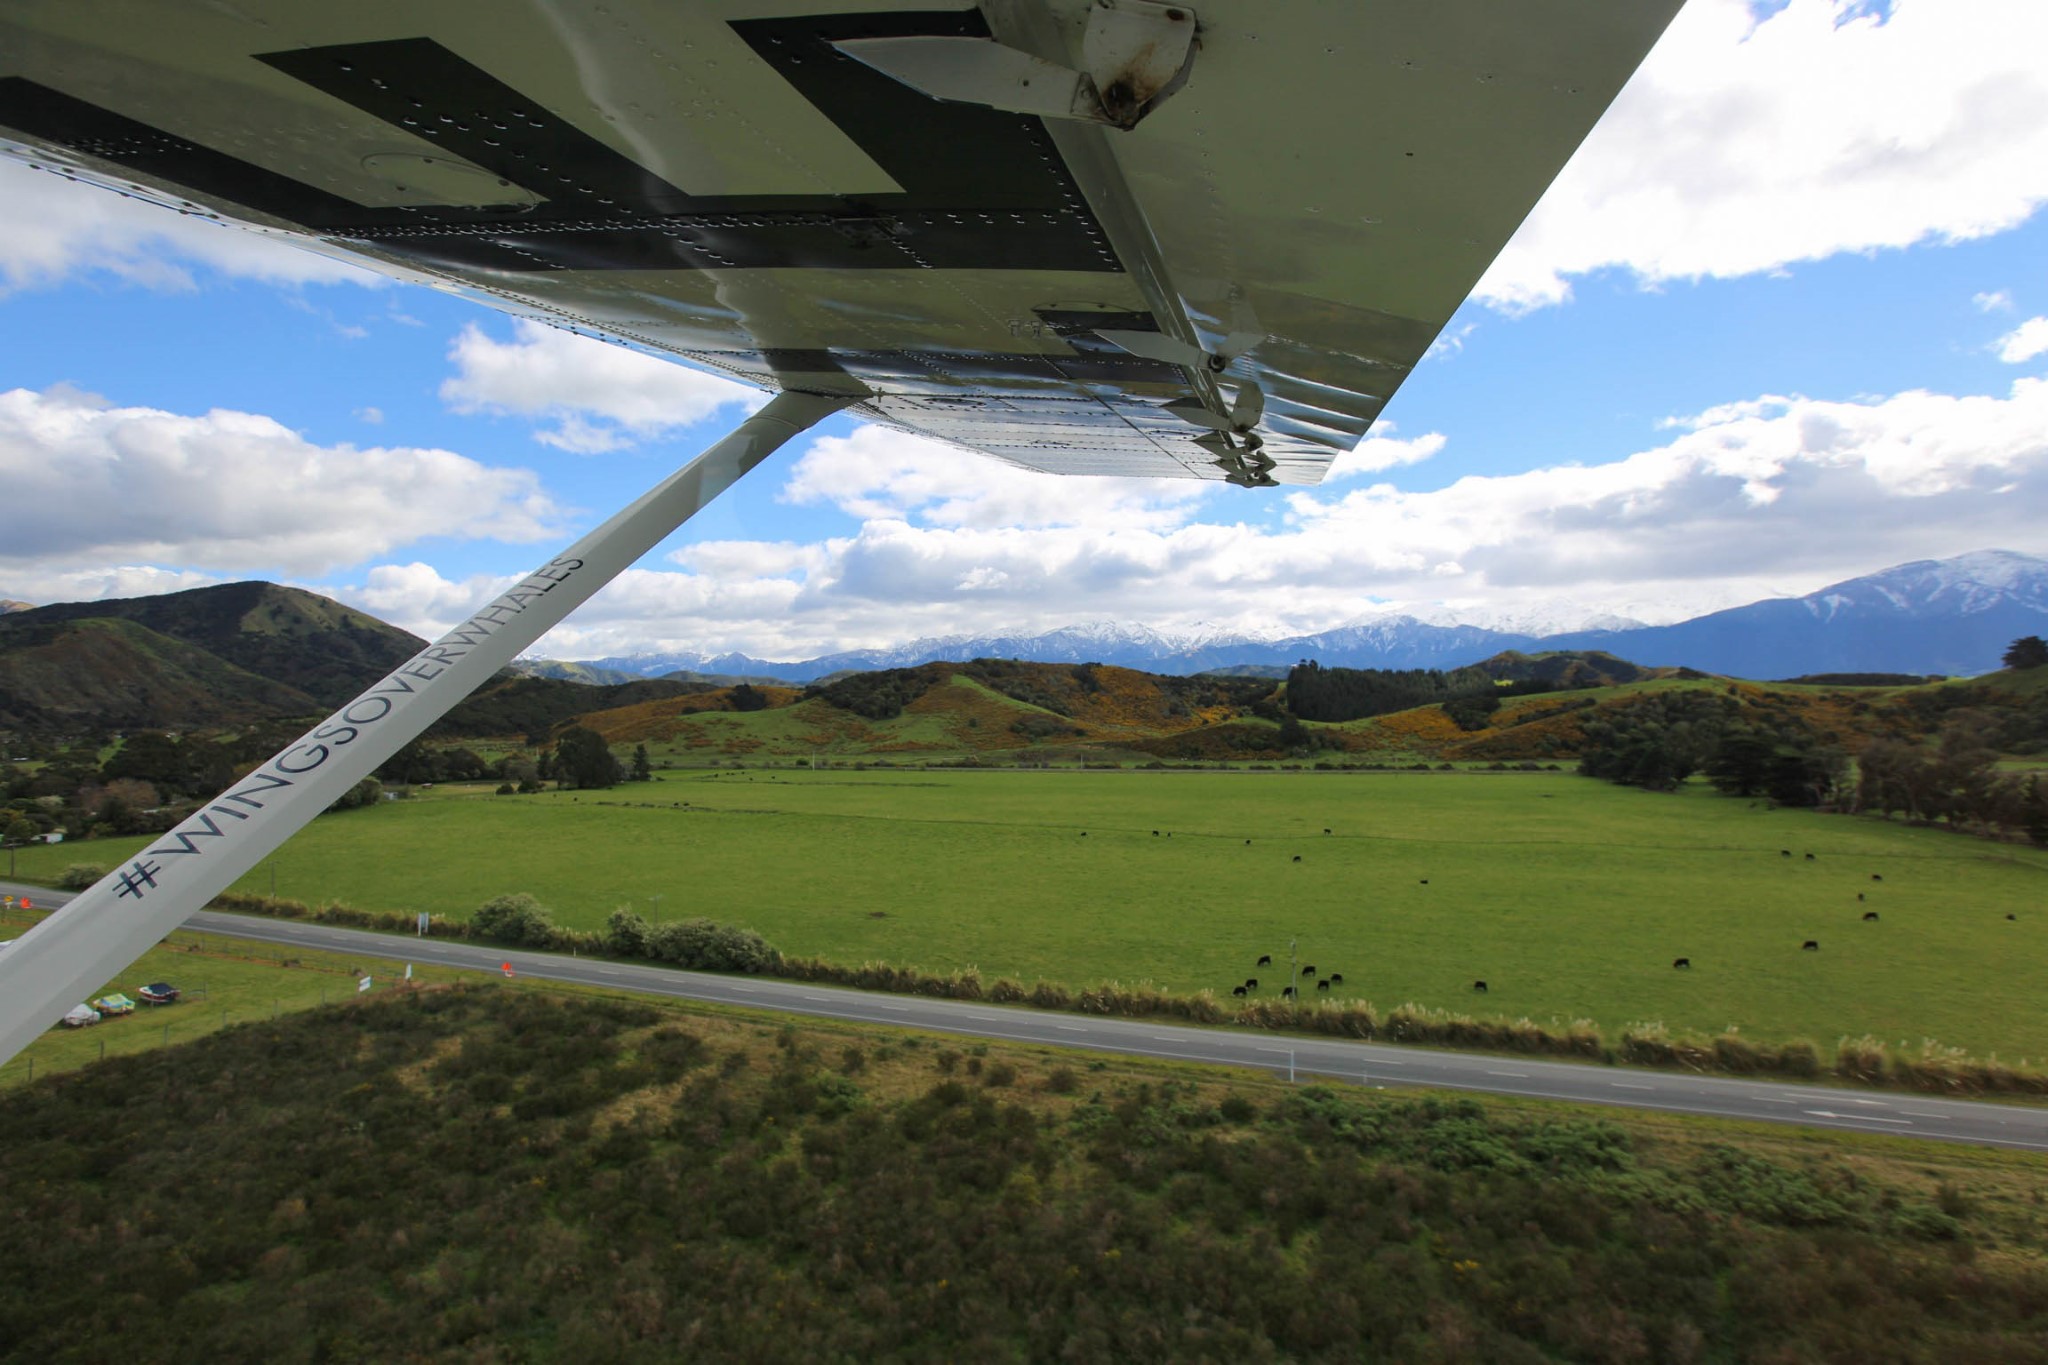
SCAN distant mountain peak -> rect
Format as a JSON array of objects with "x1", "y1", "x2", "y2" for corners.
[{"x1": 538, "y1": 549, "x2": 2048, "y2": 683}]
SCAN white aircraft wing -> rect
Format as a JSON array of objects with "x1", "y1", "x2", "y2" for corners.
[{"x1": 0, "y1": 0, "x2": 1680, "y2": 487}]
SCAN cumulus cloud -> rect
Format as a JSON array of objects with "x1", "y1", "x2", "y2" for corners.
[
  {"x1": 0, "y1": 385, "x2": 567, "y2": 578},
  {"x1": 1479, "y1": 0, "x2": 2048, "y2": 310},
  {"x1": 779, "y1": 424, "x2": 1212, "y2": 530},
  {"x1": 1995, "y1": 318, "x2": 2048, "y2": 364},
  {"x1": 0, "y1": 565, "x2": 221, "y2": 610},
  {"x1": 441, "y1": 319, "x2": 760, "y2": 452},
  {"x1": 372, "y1": 376, "x2": 2048, "y2": 659},
  {"x1": 0, "y1": 158, "x2": 384, "y2": 293},
  {"x1": 1325, "y1": 431, "x2": 1446, "y2": 482}
]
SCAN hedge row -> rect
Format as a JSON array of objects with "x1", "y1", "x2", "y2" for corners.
[{"x1": 201, "y1": 891, "x2": 2048, "y2": 1097}]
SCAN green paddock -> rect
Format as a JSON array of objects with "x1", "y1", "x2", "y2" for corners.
[{"x1": 16, "y1": 769, "x2": 2047, "y2": 1062}]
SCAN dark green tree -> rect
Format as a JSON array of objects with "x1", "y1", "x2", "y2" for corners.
[
  {"x1": 1705, "y1": 728, "x2": 1776, "y2": 797},
  {"x1": 554, "y1": 726, "x2": 623, "y2": 789},
  {"x1": 2003, "y1": 635, "x2": 2048, "y2": 670},
  {"x1": 631, "y1": 744, "x2": 653, "y2": 782}
]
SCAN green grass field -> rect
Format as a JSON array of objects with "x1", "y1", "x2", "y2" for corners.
[
  {"x1": 0, "y1": 905, "x2": 460, "y2": 1089},
  {"x1": 17, "y1": 770, "x2": 2048, "y2": 1062}
]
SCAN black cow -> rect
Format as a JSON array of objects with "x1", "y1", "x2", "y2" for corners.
[
  {"x1": 2008, "y1": 913, "x2": 2018, "y2": 921},
  {"x1": 1673, "y1": 958, "x2": 1691, "y2": 969},
  {"x1": 1329, "y1": 973, "x2": 1344, "y2": 984},
  {"x1": 1152, "y1": 830, "x2": 1160, "y2": 837},
  {"x1": 1080, "y1": 831, "x2": 1087, "y2": 837},
  {"x1": 1323, "y1": 828, "x2": 1332, "y2": 834},
  {"x1": 1316, "y1": 979, "x2": 1331, "y2": 992},
  {"x1": 1472, "y1": 980, "x2": 1488, "y2": 992},
  {"x1": 1245, "y1": 978, "x2": 1259, "y2": 989},
  {"x1": 1857, "y1": 892, "x2": 1865, "y2": 901},
  {"x1": 1282, "y1": 986, "x2": 1296, "y2": 999},
  {"x1": 1862, "y1": 912, "x2": 1879, "y2": 922},
  {"x1": 1870, "y1": 873, "x2": 1883, "y2": 881},
  {"x1": 1232, "y1": 986, "x2": 1246, "y2": 997},
  {"x1": 1804, "y1": 852, "x2": 1815, "y2": 861},
  {"x1": 1291, "y1": 855, "x2": 1302, "y2": 863},
  {"x1": 1257, "y1": 954, "x2": 1272, "y2": 967},
  {"x1": 1802, "y1": 940, "x2": 1819, "y2": 951},
  {"x1": 1245, "y1": 839, "x2": 1252, "y2": 846},
  {"x1": 1300, "y1": 964, "x2": 1316, "y2": 976},
  {"x1": 1781, "y1": 850, "x2": 1792, "y2": 857},
  {"x1": 1420, "y1": 878, "x2": 1429, "y2": 885}
]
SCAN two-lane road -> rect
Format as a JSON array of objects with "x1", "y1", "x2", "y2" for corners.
[{"x1": 7, "y1": 882, "x2": 2047, "y2": 1152}]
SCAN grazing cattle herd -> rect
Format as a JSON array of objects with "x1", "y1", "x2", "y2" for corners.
[{"x1": 1218, "y1": 847, "x2": 1984, "y2": 1003}]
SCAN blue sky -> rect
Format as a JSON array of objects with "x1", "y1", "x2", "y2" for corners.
[{"x1": 2, "y1": 0, "x2": 2046, "y2": 660}]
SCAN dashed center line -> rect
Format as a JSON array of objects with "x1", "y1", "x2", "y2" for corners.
[
  {"x1": 1057, "y1": 1025, "x2": 1087, "y2": 1032},
  {"x1": 1611, "y1": 1082, "x2": 1654, "y2": 1090},
  {"x1": 1487, "y1": 1071, "x2": 1529, "y2": 1079}
]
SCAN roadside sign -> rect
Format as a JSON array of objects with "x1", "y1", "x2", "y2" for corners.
[{"x1": 357, "y1": 976, "x2": 372, "y2": 994}]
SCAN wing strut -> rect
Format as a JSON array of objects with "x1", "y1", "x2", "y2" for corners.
[{"x1": 0, "y1": 388, "x2": 857, "y2": 1067}]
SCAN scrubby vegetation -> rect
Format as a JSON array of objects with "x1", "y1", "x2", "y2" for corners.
[{"x1": 3, "y1": 988, "x2": 2045, "y2": 1361}]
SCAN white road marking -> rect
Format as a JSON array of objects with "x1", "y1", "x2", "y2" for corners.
[
  {"x1": 1487, "y1": 1071, "x2": 1529, "y2": 1078},
  {"x1": 1611, "y1": 1082, "x2": 1654, "y2": 1091},
  {"x1": 1058, "y1": 1025, "x2": 1087, "y2": 1032},
  {"x1": 1256, "y1": 1047, "x2": 1291, "y2": 1054},
  {"x1": 1903, "y1": 1111, "x2": 1946, "y2": 1119},
  {"x1": 1803, "y1": 1110, "x2": 1911, "y2": 1124}
]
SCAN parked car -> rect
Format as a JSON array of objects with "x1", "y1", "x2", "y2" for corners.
[
  {"x1": 61, "y1": 1004, "x2": 101, "y2": 1028},
  {"x1": 137, "y1": 983, "x2": 180, "y2": 1005},
  {"x1": 92, "y1": 993, "x2": 135, "y2": 1017}
]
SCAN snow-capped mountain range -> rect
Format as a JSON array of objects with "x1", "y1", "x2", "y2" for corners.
[{"x1": 538, "y1": 550, "x2": 2048, "y2": 684}]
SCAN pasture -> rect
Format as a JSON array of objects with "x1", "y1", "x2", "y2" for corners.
[{"x1": 19, "y1": 770, "x2": 2048, "y2": 1062}]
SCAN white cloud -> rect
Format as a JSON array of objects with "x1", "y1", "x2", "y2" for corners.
[
  {"x1": 0, "y1": 385, "x2": 566, "y2": 577},
  {"x1": 0, "y1": 565, "x2": 221, "y2": 609},
  {"x1": 779, "y1": 424, "x2": 1212, "y2": 530},
  {"x1": 440, "y1": 319, "x2": 761, "y2": 452},
  {"x1": 0, "y1": 158, "x2": 384, "y2": 293},
  {"x1": 1325, "y1": 431, "x2": 1446, "y2": 482},
  {"x1": 355, "y1": 406, "x2": 385, "y2": 425},
  {"x1": 1975, "y1": 290, "x2": 2016, "y2": 314},
  {"x1": 1995, "y1": 317, "x2": 2048, "y2": 364},
  {"x1": 415, "y1": 377, "x2": 2048, "y2": 659},
  {"x1": 1479, "y1": 0, "x2": 2048, "y2": 310}
]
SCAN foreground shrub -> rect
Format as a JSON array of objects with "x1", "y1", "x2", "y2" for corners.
[{"x1": 57, "y1": 864, "x2": 108, "y2": 890}]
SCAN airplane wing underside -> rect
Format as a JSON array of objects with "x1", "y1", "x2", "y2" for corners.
[{"x1": 0, "y1": 0, "x2": 1682, "y2": 485}]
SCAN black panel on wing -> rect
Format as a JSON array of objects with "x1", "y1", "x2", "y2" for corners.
[{"x1": 0, "y1": 19, "x2": 1120, "y2": 274}]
